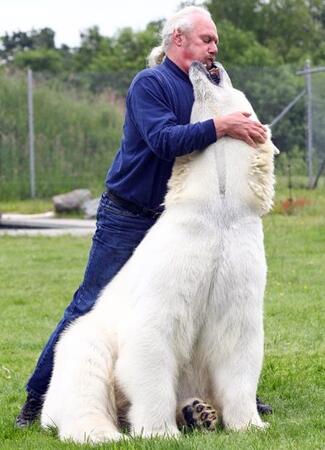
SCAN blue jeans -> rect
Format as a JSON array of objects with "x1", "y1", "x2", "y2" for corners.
[{"x1": 26, "y1": 191, "x2": 158, "y2": 399}]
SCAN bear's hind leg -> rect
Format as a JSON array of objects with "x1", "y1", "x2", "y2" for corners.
[
  {"x1": 115, "y1": 328, "x2": 180, "y2": 438},
  {"x1": 42, "y1": 318, "x2": 123, "y2": 443}
]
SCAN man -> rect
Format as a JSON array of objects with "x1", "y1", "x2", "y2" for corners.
[{"x1": 16, "y1": 6, "x2": 271, "y2": 427}]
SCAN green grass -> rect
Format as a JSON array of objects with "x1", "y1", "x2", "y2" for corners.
[
  {"x1": 0, "y1": 198, "x2": 53, "y2": 214},
  {"x1": 0, "y1": 183, "x2": 324, "y2": 449},
  {"x1": 0, "y1": 198, "x2": 90, "y2": 217}
]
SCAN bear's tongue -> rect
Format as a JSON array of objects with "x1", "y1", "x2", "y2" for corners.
[{"x1": 209, "y1": 67, "x2": 219, "y2": 77}]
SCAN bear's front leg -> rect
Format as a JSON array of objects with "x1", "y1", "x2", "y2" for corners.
[
  {"x1": 206, "y1": 220, "x2": 268, "y2": 431},
  {"x1": 115, "y1": 327, "x2": 180, "y2": 438}
]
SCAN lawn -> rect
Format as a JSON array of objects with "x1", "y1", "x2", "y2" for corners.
[{"x1": 0, "y1": 181, "x2": 324, "y2": 449}]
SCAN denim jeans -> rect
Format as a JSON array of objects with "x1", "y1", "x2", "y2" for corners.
[{"x1": 26, "y1": 191, "x2": 158, "y2": 399}]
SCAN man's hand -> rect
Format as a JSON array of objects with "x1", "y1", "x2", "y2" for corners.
[{"x1": 214, "y1": 112, "x2": 267, "y2": 148}]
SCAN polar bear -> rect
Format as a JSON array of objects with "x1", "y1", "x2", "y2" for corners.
[{"x1": 41, "y1": 62, "x2": 278, "y2": 444}]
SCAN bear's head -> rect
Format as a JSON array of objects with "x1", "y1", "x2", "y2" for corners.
[
  {"x1": 189, "y1": 61, "x2": 237, "y2": 117},
  {"x1": 189, "y1": 61, "x2": 232, "y2": 95}
]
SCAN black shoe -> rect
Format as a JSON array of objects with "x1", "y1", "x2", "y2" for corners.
[
  {"x1": 256, "y1": 395, "x2": 273, "y2": 415},
  {"x1": 15, "y1": 393, "x2": 43, "y2": 428}
]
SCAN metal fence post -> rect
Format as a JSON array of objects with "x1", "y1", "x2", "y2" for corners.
[
  {"x1": 304, "y1": 60, "x2": 314, "y2": 188},
  {"x1": 297, "y1": 62, "x2": 325, "y2": 188},
  {"x1": 27, "y1": 68, "x2": 36, "y2": 198}
]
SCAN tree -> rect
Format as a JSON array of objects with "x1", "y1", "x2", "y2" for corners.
[
  {"x1": 0, "y1": 31, "x2": 33, "y2": 62},
  {"x1": 13, "y1": 49, "x2": 63, "y2": 73},
  {"x1": 30, "y1": 28, "x2": 55, "y2": 49},
  {"x1": 257, "y1": 0, "x2": 325, "y2": 64},
  {"x1": 206, "y1": 0, "x2": 264, "y2": 34},
  {"x1": 73, "y1": 26, "x2": 112, "y2": 71},
  {"x1": 215, "y1": 20, "x2": 281, "y2": 67},
  {"x1": 230, "y1": 64, "x2": 306, "y2": 153},
  {"x1": 205, "y1": 0, "x2": 325, "y2": 64},
  {"x1": 73, "y1": 23, "x2": 160, "y2": 73},
  {"x1": 0, "y1": 28, "x2": 56, "y2": 63}
]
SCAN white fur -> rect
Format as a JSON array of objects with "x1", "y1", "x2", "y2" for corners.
[{"x1": 41, "y1": 62, "x2": 278, "y2": 443}]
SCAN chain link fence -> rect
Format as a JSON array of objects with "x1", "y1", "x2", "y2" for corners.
[
  {"x1": 0, "y1": 70, "x2": 126, "y2": 200},
  {"x1": 0, "y1": 65, "x2": 324, "y2": 201}
]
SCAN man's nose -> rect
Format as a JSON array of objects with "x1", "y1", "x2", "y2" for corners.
[{"x1": 209, "y1": 42, "x2": 218, "y2": 54}]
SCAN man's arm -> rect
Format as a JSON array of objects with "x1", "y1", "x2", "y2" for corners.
[
  {"x1": 128, "y1": 75, "x2": 217, "y2": 161},
  {"x1": 129, "y1": 75, "x2": 267, "y2": 161}
]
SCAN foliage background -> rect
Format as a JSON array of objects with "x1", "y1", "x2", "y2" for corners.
[{"x1": 1, "y1": 0, "x2": 325, "y2": 199}]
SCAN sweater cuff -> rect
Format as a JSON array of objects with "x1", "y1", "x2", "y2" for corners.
[{"x1": 202, "y1": 118, "x2": 217, "y2": 144}]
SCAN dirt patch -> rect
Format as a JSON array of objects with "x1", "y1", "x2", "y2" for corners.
[{"x1": 278, "y1": 197, "x2": 312, "y2": 215}]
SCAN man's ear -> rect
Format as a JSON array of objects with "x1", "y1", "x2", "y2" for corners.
[{"x1": 173, "y1": 28, "x2": 183, "y2": 47}]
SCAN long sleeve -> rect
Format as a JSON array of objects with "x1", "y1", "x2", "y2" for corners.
[
  {"x1": 128, "y1": 75, "x2": 217, "y2": 161},
  {"x1": 106, "y1": 57, "x2": 217, "y2": 209}
]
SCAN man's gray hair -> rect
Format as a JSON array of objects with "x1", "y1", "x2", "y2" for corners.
[{"x1": 147, "y1": 6, "x2": 212, "y2": 68}]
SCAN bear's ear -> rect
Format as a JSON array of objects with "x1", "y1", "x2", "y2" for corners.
[
  {"x1": 271, "y1": 142, "x2": 280, "y2": 155},
  {"x1": 264, "y1": 125, "x2": 280, "y2": 155}
]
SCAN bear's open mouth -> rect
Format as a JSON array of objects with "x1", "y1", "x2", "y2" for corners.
[
  {"x1": 203, "y1": 62, "x2": 220, "y2": 85},
  {"x1": 191, "y1": 61, "x2": 221, "y2": 86},
  {"x1": 208, "y1": 64, "x2": 220, "y2": 85},
  {"x1": 201, "y1": 62, "x2": 220, "y2": 85}
]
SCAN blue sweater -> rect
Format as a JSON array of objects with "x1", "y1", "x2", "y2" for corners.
[{"x1": 105, "y1": 57, "x2": 217, "y2": 210}]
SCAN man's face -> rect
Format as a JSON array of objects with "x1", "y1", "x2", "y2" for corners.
[{"x1": 180, "y1": 15, "x2": 219, "y2": 72}]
